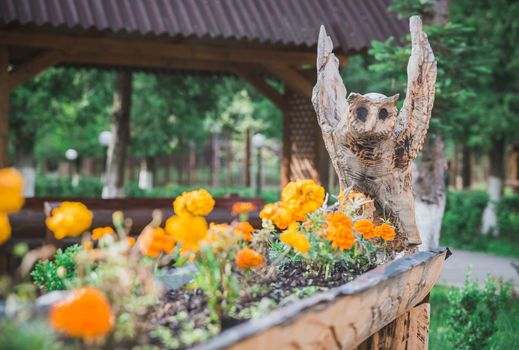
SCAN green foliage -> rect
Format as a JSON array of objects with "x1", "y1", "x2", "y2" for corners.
[
  {"x1": 35, "y1": 176, "x2": 102, "y2": 197},
  {"x1": 429, "y1": 284, "x2": 519, "y2": 350},
  {"x1": 444, "y1": 273, "x2": 512, "y2": 350},
  {"x1": 441, "y1": 191, "x2": 489, "y2": 246},
  {"x1": 0, "y1": 320, "x2": 67, "y2": 350},
  {"x1": 441, "y1": 191, "x2": 519, "y2": 258},
  {"x1": 193, "y1": 245, "x2": 240, "y2": 324},
  {"x1": 31, "y1": 245, "x2": 80, "y2": 291},
  {"x1": 497, "y1": 194, "x2": 519, "y2": 240}
]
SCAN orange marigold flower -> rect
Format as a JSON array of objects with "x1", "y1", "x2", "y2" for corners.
[
  {"x1": 231, "y1": 202, "x2": 257, "y2": 216},
  {"x1": 260, "y1": 201, "x2": 294, "y2": 229},
  {"x1": 0, "y1": 212, "x2": 11, "y2": 245},
  {"x1": 234, "y1": 222, "x2": 255, "y2": 241},
  {"x1": 165, "y1": 214, "x2": 208, "y2": 254},
  {"x1": 281, "y1": 179, "x2": 325, "y2": 220},
  {"x1": 49, "y1": 287, "x2": 114, "y2": 340},
  {"x1": 127, "y1": 237, "x2": 136, "y2": 247},
  {"x1": 235, "y1": 248, "x2": 264, "y2": 269},
  {"x1": 353, "y1": 219, "x2": 376, "y2": 239},
  {"x1": 138, "y1": 227, "x2": 175, "y2": 258},
  {"x1": 173, "y1": 189, "x2": 215, "y2": 216},
  {"x1": 0, "y1": 167, "x2": 24, "y2": 213},
  {"x1": 374, "y1": 223, "x2": 396, "y2": 241},
  {"x1": 326, "y1": 212, "x2": 355, "y2": 250},
  {"x1": 280, "y1": 223, "x2": 311, "y2": 253},
  {"x1": 82, "y1": 239, "x2": 93, "y2": 250},
  {"x1": 46, "y1": 202, "x2": 93, "y2": 240},
  {"x1": 91, "y1": 226, "x2": 115, "y2": 240}
]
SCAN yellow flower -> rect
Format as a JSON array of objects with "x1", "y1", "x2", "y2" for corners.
[
  {"x1": 260, "y1": 201, "x2": 294, "y2": 229},
  {"x1": 46, "y1": 202, "x2": 93, "y2": 240},
  {"x1": 0, "y1": 212, "x2": 11, "y2": 245},
  {"x1": 326, "y1": 212, "x2": 355, "y2": 250},
  {"x1": 49, "y1": 287, "x2": 114, "y2": 340},
  {"x1": 0, "y1": 167, "x2": 24, "y2": 213},
  {"x1": 280, "y1": 223, "x2": 310, "y2": 253},
  {"x1": 138, "y1": 227, "x2": 175, "y2": 258},
  {"x1": 173, "y1": 189, "x2": 215, "y2": 216},
  {"x1": 281, "y1": 179, "x2": 325, "y2": 220},
  {"x1": 234, "y1": 221, "x2": 255, "y2": 241},
  {"x1": 165, "y1": 214, "x2": 208, "y2": 254},
  {"x1": 235, "y1": 248, "x2": 264, "y2": 269},
  {"x1": 374, "y1": 223, "x2": 396, "y2": 241},
  {"x1": 353, "y1": 219, "x2": 376, "y2": 239},
  {"x1": 202, "y1": 223, "x2": 241, "y2": 251},
  {"x1": 91, "y1": 227, "x2": 115, "y2": 240},
  {"x1": 231, "y1": 202, "x2": 257, "y2": 216}
]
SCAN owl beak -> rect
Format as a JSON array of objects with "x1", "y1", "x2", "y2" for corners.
[{"x1": 365, "y1": 116, "x2": 377, "y2": 132}]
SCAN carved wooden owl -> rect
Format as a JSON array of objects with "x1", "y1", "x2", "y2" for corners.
[{"x1": 312, "y1": 16, "x2": 436, "y2": 248}]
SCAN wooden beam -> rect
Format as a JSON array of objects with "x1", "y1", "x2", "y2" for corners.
[
  {"x1": 0, "y1": 30, "x2": 316, "y2": 66},
  {"x1": 234, "y1": 67, "x2": 285, "y2": 110},
  {"x1": 0, "y1": 46, "x2": 8, "y2": 167},
  {"x1": 266, "y1": 64, "x2": 314, "y2": 100},
  {"x1": 64, "y1": 51, "x2": 231, "y2": 73},
  {"x1": 8, "y1": 50, "x2": 62, "y2": 90}
]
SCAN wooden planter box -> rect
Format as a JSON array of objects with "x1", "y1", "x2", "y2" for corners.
[{"x1": 192, "y1": 248, "x2": 449, "y2": 350}]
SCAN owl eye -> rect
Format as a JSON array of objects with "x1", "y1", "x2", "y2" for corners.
[
  {"x1": 378, "y1": 108, "x2": 389, "y2": 120},
  {"x1": 356, "y1": 107, "x2": 368, "y2": 122}
]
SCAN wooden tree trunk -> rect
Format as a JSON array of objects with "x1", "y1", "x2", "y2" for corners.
[
  {"x1": 102, "y1": 71, "x2": 132, "y2": 198},
  {"x1": 225, "y1": 130, "x2": 233, "y2": 188},
  {"x1": 0, "y1": 47, "x2": 8, "y2": 168},
  {"x1": 413, "y1": 0, "x2": 448, "y2": 251},
  {"x1": 312, "y1": 17, "x2": 436, "y2": 249},
  {"x1": 210, "y1": 132, "x2": 220, "y2": 187},
  {"x1": 462, "y1": 144, "x2": 472, "y2": 188},
  {"x1": 482, "y1": 137, "x2": 505, "y2": 235},
  {"x1": 138, "y1": 157, "x2": 154, "y2": 190}
]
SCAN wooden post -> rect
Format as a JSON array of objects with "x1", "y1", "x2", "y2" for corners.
[
  {"x1": 102, "y1": 71, "x2": 132, "y2": 198},
  {"x1": 356, "y1": 302, "x2": 430, "y2": 350},
  {"x1": 0, "y1": 47, "x2": 8, "y2": 167}
]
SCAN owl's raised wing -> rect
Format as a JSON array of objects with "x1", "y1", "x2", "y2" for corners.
[
  {"x1": 312, "y1": 25, "x2": 349, "y2": 138},
  {"x1": 392, "y1": 16, "x2": 437, "y2": 160}
]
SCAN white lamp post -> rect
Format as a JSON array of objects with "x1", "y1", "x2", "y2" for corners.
[
  {"x1": 252, "y1": 133, "x2": 266, "y2": 196},
  {"x1": 65, "y1": 148, "x2": 79, "y2": 187}
]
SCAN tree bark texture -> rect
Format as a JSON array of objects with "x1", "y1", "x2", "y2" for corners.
[
  {"x1": 312, "y1": 17, "x2": 436, "y2": 248},
  {"x1": 413, "y1": 0, "x2": 449, "y2": 251},
  {"x1": 102, "y1": 71, "x2": 132, "y2": 198},
  {"x1": 482, "y1": 138, "x2": 505, "y2": 235}
]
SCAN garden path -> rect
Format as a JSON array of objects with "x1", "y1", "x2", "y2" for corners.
[{"x1": 438, "y1": 248, "x2": 519, "y2": 291}]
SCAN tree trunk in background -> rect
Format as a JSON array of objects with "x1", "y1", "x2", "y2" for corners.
[
  {"x1": 138, "y1": 157, "x2": 154, "y2": 190},
  {"x1": 225, "y1": 130, "x2": 233, "y2": 188},
  {"x1": 462, "y1": 144, "x2": 472, "y2": 189},
  {"x1": 482, "y1": 138, "x2": 505, "y2": 235},
  {"x1": 102, "y1": 71, "x2": 132, "y2": 198},
  {"x1": 415, "y1": 0, "x2": 448, "y2": 251},
  {"x1": 164, "y1": 155, "x2": 171, "y2": 185},
  {"x1": 244, "y1": 128, "x2": 251, "y2": 188},
  {"x1": 187, "y1": 142, "x2": 196, "y2": 186},
  {"x1": 210, "y1": 132, "x2": 220, "y2": 187},
  {"x1": 17, "y1": 151, "x2": 35, "y2": 197}
]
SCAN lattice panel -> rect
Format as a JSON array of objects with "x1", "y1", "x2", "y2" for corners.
[{"x1": 285, "y1": 92, "x2": 319, "y2": 181}]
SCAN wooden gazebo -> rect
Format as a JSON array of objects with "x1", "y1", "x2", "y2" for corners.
[{"x1": 0, "y1": 0, "x2": 406, "y2": 187}]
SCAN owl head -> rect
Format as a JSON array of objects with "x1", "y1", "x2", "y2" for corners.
[{"x1": 347, "y1": 92, "x2": 399, "y2": 139}]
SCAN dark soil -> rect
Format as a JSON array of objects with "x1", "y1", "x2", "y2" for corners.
[{"x1": 150, "y1": 260, "x2": 376, "y2": 349}]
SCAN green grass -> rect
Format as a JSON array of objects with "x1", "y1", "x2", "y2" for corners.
[{"x1": 430, "y1": 285, "x2": 519, "y2": 350}]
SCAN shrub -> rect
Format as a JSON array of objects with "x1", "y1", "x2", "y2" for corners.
[
  {"x1": 444, "y1": 272, "x2": 512, "y2": 350},
  {"x1": 497, "y1": 194, "x2": 519, "y2": 240},
  {"x1": 440, "y1": 191, "x2": 488, "y2": 246},
  {"x1": 36, "y1": 176, "x2": 102, "y2": 197}
]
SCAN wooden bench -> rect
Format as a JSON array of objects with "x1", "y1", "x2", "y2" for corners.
[{"x1": 3, "y1": 196, "x2": 264, "y2": 273}]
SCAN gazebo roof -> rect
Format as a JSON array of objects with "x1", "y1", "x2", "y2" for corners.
[{"x1": 0, "y1": 0, "x2": 406, "y2": 53}]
